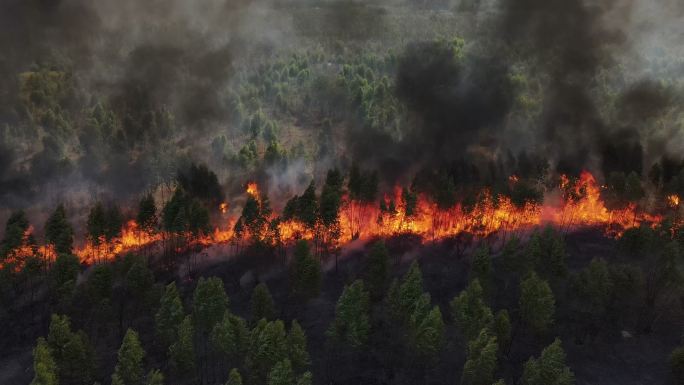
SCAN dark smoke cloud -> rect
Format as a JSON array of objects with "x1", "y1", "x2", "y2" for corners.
[{"x1": 344, "y1": 0, "x2": 681, "y2": 181}]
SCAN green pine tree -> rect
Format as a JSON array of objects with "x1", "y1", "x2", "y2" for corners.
[
  {"x1": 111, "y1": 329, "x2": 145, "y2": 385},
  {"x1": 461, "y1": 329, "x2": 498, "y2": 385},
  {"x1": 519, "y1": 272, "x2": 555, "y2": 334},
  {"x1": 169, "y1": 316, "x2": 196, "y2": 373},
  {"x1": 30, "y1": 337, "x2": 57, "y2": 385},
  {"x1": 155, "y1": 282, "x2": 184, "y2": 348},
  {"x1": 522, "y1": 339, "x2": 574, "y2": 385},
  {"x1": 450, "y1": 279, "x2": 494, "y2": 342},
  {"x1": 327, "y1": 280, "x2": 371, "y2": 348},
  {"x1": 251, "y1": 283, "x2": 276, "y2": 321}
]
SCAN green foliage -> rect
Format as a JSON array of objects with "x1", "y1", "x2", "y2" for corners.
[
  {"x1": 169, "y1": 316, "x2": 195, "y2": 373},
  {"x1": 319, "y1": 169, "x2": 344, "y2": 226},
  {"x1": 491, "y1": 310, "x2": 511, "y2": 353},
  {"x1": 155, "y1": 282, "x2": 184, "y2": 348},
  {"x1": 145, "y1": 369, "x2": 164, "y2": 385},
  {"x1": 519, "y1": 272, "x2": 555, "y2": 334},
  {"x1": 670, "y1": 346, "x2": 684, "y2": 384},
  {"x1": 522, "y1": 339, "x2": 574, "y2": 385},
  {"x1": 290, "y1": 240, "x2": 322, "y2": 300},
  {"x1": 251, "y1": 283, "x2": 276, "y2": 321},
  {"x1": 45, "y1": 204, "x2": 74, "y2": 255},
  {"x1": 193, "y1": 276, "x2": 229, "y2": 333},
  {"x1": 502, "y1": 236, "x2": 523, "y2": 274},
  {"x1": 574, "y1": 258, "x2": 612, "y2": 318},
  {"x1": 296, "y1": 371, "x2": 313, "y2": 385},
  {"x1": 88, "y1": 264, "x2": 113, "y2": 304},
  {"x1": 471, "y1": 245, "x2": 492, "y2": 296},
  {"x1": 245, "y1": 319, "x2": 288, "y2": 384},
  {"x1": 461, "y1": 329, "x2": 498, "y2": 385},
  {"x1": 31, "y1": 337, "x2": 57, "y2": 385},
  {"x1": 162, "y1": 188, "x2": 211, "y2": 236},
  {"x1": 450, "y1": 279, "x2": 493, "y2": 342},
  {"x1": 525, "y1": 227, "x2": 567, "y2": 278},
  {"x1": 111, "y1": 329, "x2": 145, "y2": 385},
  {"x1": 50, "y1": 253, "x2": 79, "y2": 301},
  {"x1": 47, "y1": 314, "x2": 95, "y2": 385},
  {"x1": 388, "y1": 261, "x2": 425, "y2": 322},
  {"x1": 211, "y1": 312, "x2": 249, "y2": 360},
  {"x1": 268, "y1": 359, "x2": 294, "y2": 385},
  {"x1": 327, "y1": 280, "x2": 371, "y2": 348},
  {"x1": 365, "y1": 241, "x2": 390, "y2": 301},
  {"x1": 288, "y1": 320, "x2": 310, "y2": 372},
  {"x1": 126, "y1": 259, "x2": 154, "y2": 300},
  {"x1": 226, "y1": 368, "x2": 243, "y2": 385},
  {"x1": 1, "y1": 210, "x2": 30, "y2": 259},
  {"x1": 136, "y1": 194, "x2": 157, "y2": 234},
  {"x1": 348, "y1": 164, "x2": 378, "y2": 203},
  {"x1": 87, "y1": 202, "x2": 123, "y2": 245},
  {"x1": 388, "y1": 261, "x2": 444, "y2": 359},
  {"x1": 177, "y1": 163, "x2": 225, "y2": 207}
]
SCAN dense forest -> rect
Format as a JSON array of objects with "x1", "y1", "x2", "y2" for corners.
[{"x1": 1, "y1": 0, "x2": 684, "y2": 384}]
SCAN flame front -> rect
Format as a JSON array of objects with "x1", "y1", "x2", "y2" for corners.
[{"x1": 2, "y1": 171, "x2": 665, "y2": 269}]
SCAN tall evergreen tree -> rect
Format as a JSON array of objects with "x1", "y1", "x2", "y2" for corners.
[
  {"x1": 155, "y1": 282, "x2": 184, "y2": 348},
  {"x1": 288, "y1": 320, "x2": 310, "y2": 372},
  {"x1": 522, "y1": 339, "x2": 574, "y2": 385},
  {"x1": 452, "y1": 278, "x2": 494, "y2": 342},
  {"x1": 136, "y1": 194, "x2": 157, "y2": 235},
  {"x1": 290, "y1": 240, "x2": 321, "y2": 300},
  {"x1": 461, "y1": 329, "x2": 498, "y2": 385},
  {"x1": 251, "y1": 283, "x2": 276, "y2": 321},
  {"x1": 30, "y1": 337, "x2": 57, "y2": 385},
  {"x1": 267, "y1": 359, "x2": 294, "y2": 385},
  {"x1": 327, "y1": 280, "x2": 370, "y2": 348},
  {"x1": 111, "y1": 329, "x2": 145, "y2": 385},
  {"x1": 45, "y1": 204, "x2": 74, "y2": 255},
  {"x1": 226, "y1": 368, "x2": 243, "y2": 385},
  {"x1": 519, "y1": 272, "x2": 555, "y2": 334},
  {"x1": 193, "y1": 277, "x2": 229, "y2": 333},
  {"x1": 365, "y1": 241, "x2": 390, "y2": 301},
  {"x1": 169, "y1": 316, "x2": 196, "y2": 373}
]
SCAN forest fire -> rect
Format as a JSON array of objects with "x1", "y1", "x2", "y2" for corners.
[{"x1": 4, "y1": 171, "x2": 666, "y2": 268}]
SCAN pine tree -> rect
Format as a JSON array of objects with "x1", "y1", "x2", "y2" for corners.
[
  {"x1": 296, "y1": 372, "x2": 313, "y2": 385},
  {"x1": 387, "y1": 261, "x2": 444, "y2": 359},
  {"x1": 251, "y1": 283, "x2": 276, "y2": 321},
  {"x1": 491, "y1": 310, "x2": 511, "y2": 353},
  {"x1": 1, "y1": 210, "x2": 30, "y2": 259},
  {"x1": 155, "y1": 282, "x2": 184, "y2": 348},
  {"x1": 471, "y1": 245, "x2": 492, "y2": 296},
  {"x1": 290, "y1": 240, "x2": 321, "y2": 300},
  {"x1": 126, "y1": 259, "x2": 154, "y2": 301},
  {"x1": 245, "y1": 319, "x2": 288, "y2": 383},
  {"x1": 267, "y1": 359, "x2": 294, "y2": 385},
  {"x1": 47, "y1": 314, "x2": 95, "y2": 385},
  {"x1": 226, "y1": 368, "x2": 243, "y2": 385},
  {"x1": 461, "y1": 329, "x2": 498, "y2": 385},
  {"x1": 519, "y1": 272, "x2": 555, "y2": 334},
  {"x1": 145, "y1": 369, "x2": 164, "y2": 385},
  {"x1": 45, "y1": 204, "x2": 74, "y2": 255},
  {"x1": 111, "y1": 329, "x2": 145, "y2": 385},
  {"x1": 169, "y1": 316, "x2": 195, "y2": 373},
  {"x1": 211, "y1": 312, "x2": 249, "y2": 362},
  {"x1": 450, "y1": 279, "x2": 494, "y2": 341},
  {"x1": 327, "y1": 280, "x2": 370, "y2": 348},
  {"x1": 193, "y1": 276, "x2": 229, "y2": 333},
  {"x1": 522, "y1": 339, "x2": 574, "y2": 385},
  {"x1": 87, "y1": 202, "x2": 106, "y2": 245},
  {"x1": 288, "y1": 320, "x2": 310, "y2": 371},
  {"x1": 137, "y1": 194, "x2": 157, "y2": 234},
  {"x1": 365, "y1": 241, "x2": 390, "y2": 301},
  {"x1": 30, "y1": 337, "x2": 57, "y2": 385}
]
